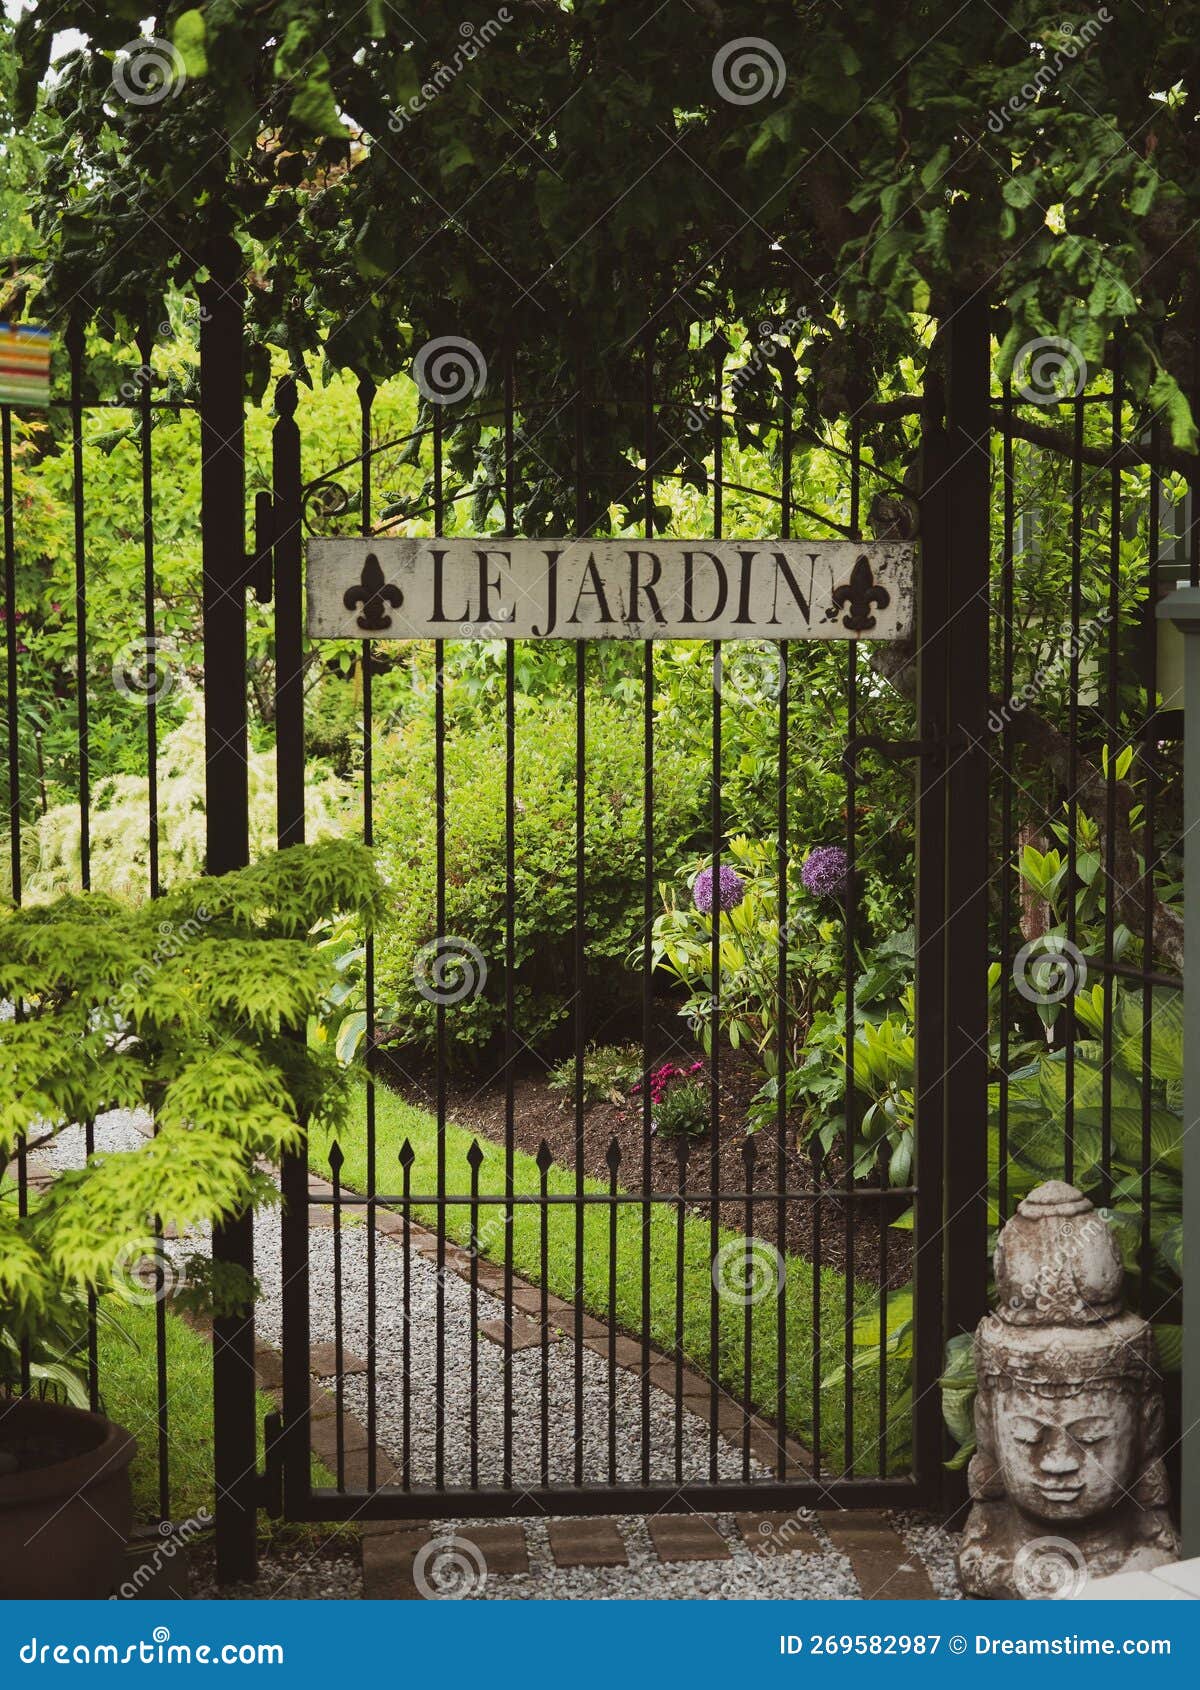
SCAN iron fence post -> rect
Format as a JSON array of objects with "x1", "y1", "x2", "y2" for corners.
[
  {"x1": 1157, "y1": 586, "x2": 1200, "y2": 1555},
  {"x1": 941, "y1": 293, "x2": 992, "y2": 1350},
  {"x1": 914, "y1": 382, "x2": 950, "y2": 1496},
  {"x1": 918, "y1": 296, "x2": 992, "y2": 1508},
  {"x1": 271, "y1": 375, "x2": 315, "y2": 1515},
  {"x1": 199, "y1": 235, "x2": 257, "y2": 1585}
]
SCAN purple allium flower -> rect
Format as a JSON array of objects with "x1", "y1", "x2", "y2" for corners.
[
  {"x1": 801, "y1": 845, "x2": 850, "y2": 897},
  {"x1": 693, "y1": 863, "x2": 746, "y2": 914}
]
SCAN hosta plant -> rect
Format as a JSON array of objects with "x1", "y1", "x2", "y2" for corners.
[{"x1": 0, "y1": 840, "x2": 385, "y2": 1374}]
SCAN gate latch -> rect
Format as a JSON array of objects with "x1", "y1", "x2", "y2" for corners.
[
  {"x1": 247, "y1": 491, "x2": 276, "y2": 605},
  {"x1": 842, "y1": 730, "x2": 968, "y2": 774},
  {"x1": 258, "y1": 1410, "x2": 284, "y2": 1518}
]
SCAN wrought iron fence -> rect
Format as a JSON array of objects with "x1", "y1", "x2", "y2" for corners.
[{"x1": 0, "y1": 286, "x2": 1186, "y2": 1565}]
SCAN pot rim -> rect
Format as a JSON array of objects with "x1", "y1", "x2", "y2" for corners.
[{"x1": 0, "y1": 1394, "x2": 137, "y2": 1509}]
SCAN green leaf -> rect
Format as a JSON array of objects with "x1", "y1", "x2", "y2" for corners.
[
  {"x1": 1148, "y1": 368, "x2": 1199, "y2": 452},
  {"x1": 335, "y1": 1010, "x2": 368, "y2": 1067},
  {"x1": 172, "y1": 9, "x2": 208, "y2": 78},
  {"x1": 1154, "y1": 1323, "x2": 1182, "y2": 1371}
]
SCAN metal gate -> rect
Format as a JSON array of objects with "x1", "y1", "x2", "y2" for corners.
[
  {"x1": 234, "y1": 296, "x2": 993, "y2": 1538},
  {"x1": 2, "y1": 265, "x2": 1185, "y2": 1582}
]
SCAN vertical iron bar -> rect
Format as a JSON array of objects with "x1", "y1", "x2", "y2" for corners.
[
  {"x1": 503, "y1": 349, "x2": 516, "y2": 1489},
  {"x1": 1100, "y1": 354, "x2": 1122, "y2": 1201},
  {"x1": 433, "y1": 400, "x2": 447, "y2": 1492},
  {"x1": 1141, "y1": 423, "x2": 1161, "y2": 1314},
  {"x1": 573, "y1": 362, "x2": 587, "y2": 1487},
  {"x1": 137, "y1": 319, "x2": 161, "y2": 900},
  {"x1": 84, "y1": 1111, "x2": 97, "y2": 1410},
  {"x1": 400, "y1": 1140, "x2": 414, "y2": 1489},
  {"x1": 538, "y1": 1140, "x2": 551, "y2": 1487},
  {"x1": 1, "y1": 403, "x2": 28, "y2": 1394},
  {"x1": 2, "y1": 405, "x2": 18, "y2": 908},
  {"x1": 359, "y1": 375, "x2": 378, "y2": 1493},
  {"x1": 776, "y1": 353, "x2": 792, "y2": 1479},
  {"x1": 940, "y1": 293, "x2": 992, "y2": 1482},
  {"x1": 641, "y1": 327, "x2": 655, "y2": 1485},
  {"x1": 1065, "y1": 394, "x2": 1084, "y2": 1179},
  {"x1": 468, "y1": 1142, "x2": 481, "y2": 1488},
  {"x1": 912, "y1": 315, "x2": 949, "y2": 1499},
  {"x1": 708, "y1": 336, "x2": 724, "y2": 1483},
  {"x1": 330, "y1": 1143, "x2": 345, "y2": 1489},
  {"x1": 137, "y1": 317, "x2": 169, "y2": 1520},
  {"x1": 200, "y1": 238, "x2": 257, "y2": 1584},
  {"x1": 273, "y1": 374, "x2": 311, "y2": 1516},
  {"x1": 1154, "y1": 584, "x2": 1200, "y2": 1555},
  {"x1": 66, "y1": 318, "x2": 89, "y2": 890},
  {"x1": 842, "y1": 423, "x2": 861, "y2": 1476},
  {"x1": 999, "y1": 388, "x2": 1015, "y2": 1220}
]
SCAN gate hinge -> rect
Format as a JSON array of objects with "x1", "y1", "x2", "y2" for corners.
[
  {"x1": 247, "y1": 490, "x2": 276, "y2": 605},
  {"x1": 258, "y1": 1409, "x2": 284, "y2": 1518}
]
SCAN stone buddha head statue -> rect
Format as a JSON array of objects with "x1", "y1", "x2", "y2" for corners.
[{"x1": 958, "y1": 1181, "x2": 1177, "y2": 1598}]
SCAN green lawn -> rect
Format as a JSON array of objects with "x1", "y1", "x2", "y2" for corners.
[
  {"x1": 96, "y1": 1303, "x2": 339, "y2": 1533},
  {"x1": 316, "y1": 1084, "x2": 910, "y2": 1474}
]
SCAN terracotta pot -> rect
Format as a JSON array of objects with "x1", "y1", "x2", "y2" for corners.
[{"x1": 0, "y1": 1395, "x2": 137, "y2": 1598}]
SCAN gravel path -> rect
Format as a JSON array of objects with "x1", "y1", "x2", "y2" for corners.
[{"x1": 49, "y1": 1109, "x2": 962, "y2": 1599}]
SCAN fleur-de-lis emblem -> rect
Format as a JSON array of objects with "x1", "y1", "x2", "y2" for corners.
[
  {"x1": 343, "y1": 552, "x2": 402, "y2": 631},
  {"x1": 828, "y1": 554, "x2": 890, "y2": 633}
]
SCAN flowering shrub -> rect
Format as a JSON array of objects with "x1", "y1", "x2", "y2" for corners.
[
  {"x1": 692, "y1": 864, "x2": 746, "y2": 914},
  {"x1": 647, "y1": 837, "x2": 845, "y2": 1074},
  {"x1": 801, "y1": 845, "x2": 849, "y2": 898},
  {"x1": 547, "y1": 1043, "x2": 643, "y2": 1107},
  {"x1": 632, "y1": 1060, "x2": 708, "y2": 1138}
]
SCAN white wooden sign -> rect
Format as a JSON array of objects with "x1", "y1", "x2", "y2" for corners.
[{"x1": 306, "y1": 539, "x2": 913, "y2": 641}]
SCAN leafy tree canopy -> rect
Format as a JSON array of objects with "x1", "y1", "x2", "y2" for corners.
[{"x1": 8, "y1": 2, "x2": 1200, "y2": 456}]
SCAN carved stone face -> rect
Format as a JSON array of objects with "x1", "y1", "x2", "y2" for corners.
[{"x1": 992, "y1": 1385, "x2": 1138, "y2": 1521}]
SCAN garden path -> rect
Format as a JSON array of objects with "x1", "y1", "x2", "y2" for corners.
[{"x1": 46, "y1": 1109, "x2": 962, "y2": 1600}]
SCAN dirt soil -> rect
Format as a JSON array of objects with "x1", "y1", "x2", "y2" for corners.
[{"x1": 378, "y1": 1028, "x2": 912, "y2": 1291}]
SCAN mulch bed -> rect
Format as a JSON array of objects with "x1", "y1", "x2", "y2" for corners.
[{"x1": 377, "y1": 1029, "x2": 912, "y2": 1291}]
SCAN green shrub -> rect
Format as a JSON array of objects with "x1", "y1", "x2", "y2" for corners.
[
  {"x1": 649, "y1": 835, "x2": 849, "y2": 1075},
  {"x1": 7, "y1": 701, "x2": 347, "y2": 904},
  {"x1": 645, "y1": 1063, "x2": 709, "y2": 1138},
  {"x1": 0, "y1": 840, "x2": 384, "y2": 1378},
  {"x1": 547, "y1": 1042, "x2": 643, "y2": 1107},
  {"x1": 372, "y1": 690, "x2": 707, "y2": 1060}
]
